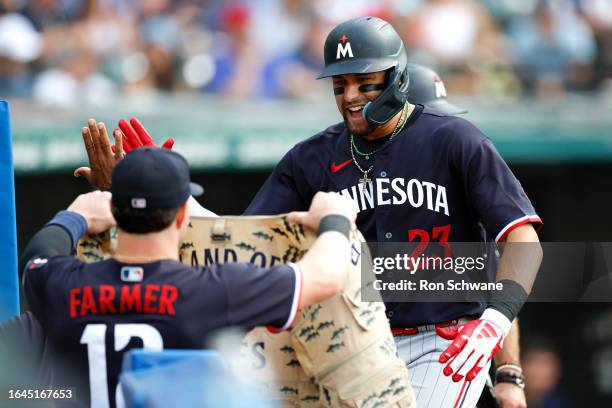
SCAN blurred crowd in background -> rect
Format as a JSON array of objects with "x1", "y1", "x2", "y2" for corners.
[
  {"x1": 2, "y1": 2, "x2": 612, "y2": 407},
  {"x1": 1, "y1": 0, "x2": 612, "y2": 107}
]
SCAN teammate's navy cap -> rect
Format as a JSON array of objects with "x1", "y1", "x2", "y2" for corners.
[
  {"x1": 406, "y1": 63, "x2": 467, "y2": 115},
  {"x1": 111, "y1": 147, "x2": 203, "y2": 210}
]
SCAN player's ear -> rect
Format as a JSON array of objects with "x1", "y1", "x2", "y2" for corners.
[{"x1": 175, "y1": 201, "x2": 189, "y2": 231}]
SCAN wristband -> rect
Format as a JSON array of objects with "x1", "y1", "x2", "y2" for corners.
[
  {"x1": 317, "y1": 214, "x2": 351, "y2": 239},
  {"x1": 487, "y1": 279, "x2": 528, "y2": 322},
  {"x1": 46, "y1": 210, "x2": 88, "y2": 249},
  {"x1": 495, "y1": 370, "x2": 525, "y2": 389}
]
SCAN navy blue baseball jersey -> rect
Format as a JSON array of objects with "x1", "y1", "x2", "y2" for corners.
[
  {"x1": 22, "y1": 256, "x2": 300, "y2": 408},
  {"x1": 245, "y1": 105, "x2": 541, "y2": 327}
]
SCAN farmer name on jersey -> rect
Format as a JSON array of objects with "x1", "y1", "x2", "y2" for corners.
[
  {"x1": 69, "y1": 284, "x2": 178, "y2": 318},
  {"x1": 338, "y1": 177, "x2": 449, "y2": 216}
]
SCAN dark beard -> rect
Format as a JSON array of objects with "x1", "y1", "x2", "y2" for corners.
[{"x1": 342, "y1": 112, "x2": 378, "y2": 138}]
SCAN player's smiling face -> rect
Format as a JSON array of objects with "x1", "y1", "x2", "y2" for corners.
[{"x1": 332, "y1": 71, "x2": 386, "y2": 137}]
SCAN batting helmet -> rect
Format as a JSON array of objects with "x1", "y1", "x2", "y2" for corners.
[
  {"x1": 317, "y1": 16, "x2": 409, "y2": 126},
  {"x1": 406, "y1": 64, "x2": 467, "y2": 115}
]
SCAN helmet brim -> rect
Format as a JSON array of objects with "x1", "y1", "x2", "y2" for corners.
[
  {"x1": 427, "y1": 99, "x2": 468, "y2": 116},
  {"x1": 316, "y1": 58, "x2": 397, "y2": 79}
]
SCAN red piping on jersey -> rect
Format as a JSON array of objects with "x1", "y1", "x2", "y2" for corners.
[
  {"x1": 496, "y1": 216, "x2": 543, "y2": 243},
  {"x1": 330, "y1": 159, "x2": 353, "y2": 173}
]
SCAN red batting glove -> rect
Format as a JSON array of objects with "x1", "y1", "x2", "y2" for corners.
[
  {"x1": 112, "y1": 117, "x2": 175, "y2": 153},
  {"x1": 436, "y1": 309, "x2": 511, "y2": 382}
]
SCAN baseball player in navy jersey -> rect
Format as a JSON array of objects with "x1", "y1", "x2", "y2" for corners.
[
  {"x1": 407, "y1": 63, "x2": 527, "y2": 408},
  {"x1": 19, "y1": 147, "x2": 357, "y2": 408},
  {"x1": 243, "y1": 16, "x2": 543, "y2": 408}
]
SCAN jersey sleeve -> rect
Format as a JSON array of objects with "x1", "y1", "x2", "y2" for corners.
[
  {"x1": 217, "y1": 262, "x2": 301, "y2": 330},
  {"x1": 22, "y1": 256, "x2": 50, "y2": 323},
  {"x1": 22, "y1": 256, "x2": 82, "y2": 327},
  {"x1": 244, "y1": 147, "x2": 311, "y2": 215},
  {"x1": 450, "y1": 119, "x2": 542, "y2": 242}
]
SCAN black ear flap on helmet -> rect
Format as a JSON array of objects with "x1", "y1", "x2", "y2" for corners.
[{"x1": 363, "y1": 67, "x2": 410, "y2": 125}]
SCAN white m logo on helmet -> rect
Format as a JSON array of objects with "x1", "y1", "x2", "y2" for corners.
[{"x1": 336, "y1": 42, "x2": 354, "y2": 59}]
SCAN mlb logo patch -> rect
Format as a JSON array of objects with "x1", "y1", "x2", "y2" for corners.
[
  {"x1": 121, "y1": 266, "x2": 144, "y2": 282},
  {"x1": 131, "y1": 198, "x2": 147, "y2": 209}
]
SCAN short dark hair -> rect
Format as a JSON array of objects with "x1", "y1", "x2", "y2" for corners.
[{"x1": 111, "y1": 205, "x2": 180, "y2": 234}]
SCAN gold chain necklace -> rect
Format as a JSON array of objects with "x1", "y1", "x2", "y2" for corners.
[{"x1": 350, "y1": 103, "x2": 410, "y2": 187}]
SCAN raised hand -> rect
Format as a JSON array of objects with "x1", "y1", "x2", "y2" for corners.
[
  {"x1": 67, "y1": 191, "x2": 116, "y2": 234},
  {"x1": 74, "y1": 119, "x2": 124, "y2": 190},
  {"x1": 288, "y1": 191, "x2": 356, "y2": 231},
  {"x1": 114, "y1": 117, "x2": 174, "y2": 153}
]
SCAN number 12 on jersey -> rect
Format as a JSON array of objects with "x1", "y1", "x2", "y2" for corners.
[{"x1": 80, "y1": 323, "x2": 163, "y2": 408}]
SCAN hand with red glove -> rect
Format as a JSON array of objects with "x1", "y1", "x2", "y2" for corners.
[
  {"x1": 114, "y1": 117, "x2": 174, "y2": 153},
  {"x1": 75, "y1": 117, "x2": 174, "y2": 190},
  {"x1": 436, "y1": 309, "x2": 512, "y2": 383}
]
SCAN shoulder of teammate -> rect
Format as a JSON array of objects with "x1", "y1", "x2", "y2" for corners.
[
  {"x1": 209, "y1": 262, "x2": 301, "y2": 331},
  {"x1": 22, "y1": 255, "x2": 83, "y2": 285},
  {"x1": 284, "y1": 121, "x2": 346, "y2": 162},
  {"x1": 22, "y1": 255, "x2": 85, "y2": 322},
  {"x1": 244, "y1": 122, "x2": 346, "y2": 215},
  {"x1": 277, "y1": 121, "x2": 346, "y2": 167},
  {"x1": 20, "y1": 210, "x2": 88, "y2": 290}
]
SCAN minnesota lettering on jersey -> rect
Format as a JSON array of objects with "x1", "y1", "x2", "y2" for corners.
[
  {"x1": 69, "y1": 284, "x2": 179, "y2": 318},
  {"x1": 338, "y1": 178, "x2": 449, "y2": 216}
]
